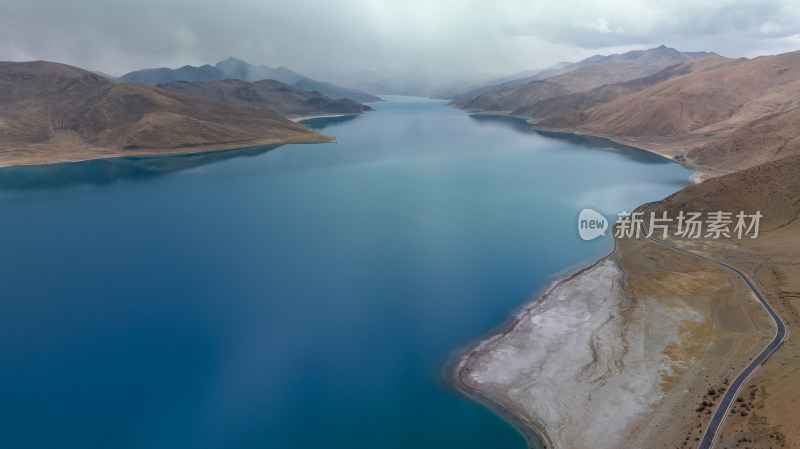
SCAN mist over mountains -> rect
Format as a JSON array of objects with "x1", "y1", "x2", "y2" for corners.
[
  {"x1": 115, "y1": 46, "x2": 706, "y2": 101},
  {"x1": 157, "y1": 79, "x2": 372, "y2": 118},
  {"x1": 119, "y1": 57, "x2": 380, "y2": 103},
  {"x1": 451, "y1": 46, "x2": 707, "y2": 110}
]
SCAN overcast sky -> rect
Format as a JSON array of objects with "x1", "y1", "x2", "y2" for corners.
[{"x1": 2, "y1": 0, "x2": 800, "y2": 78}]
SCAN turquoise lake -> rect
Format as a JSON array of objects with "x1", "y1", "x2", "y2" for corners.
[{"x1": 0, "y1": 97, "x2": 692, "y2": 449}]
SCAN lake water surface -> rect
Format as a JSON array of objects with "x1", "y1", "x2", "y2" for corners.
[{"x1": 0, "y1": 97, "x2": 692, "y2": 449}]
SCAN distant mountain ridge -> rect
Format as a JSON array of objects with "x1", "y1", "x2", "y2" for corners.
[
  {"x1": 158, "y1": 78, "x2": 372, "y2": 118},
  {"x1": 119, "y1": 57, "x2": 380, "y2": 103},
  {"x1": 539, "y1": 49, "x2": 800, "y2": 138},
  {"x1": 576, "y1": 45, "x2": 707, "y2": 68},
  {"x1": 451, "y1": 46, "x2": 707, "y2": 108},
  {"x1": 513, "y1": 53, "x2": 741, "y2": 120}
]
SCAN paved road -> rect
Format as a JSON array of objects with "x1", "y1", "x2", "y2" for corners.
[{"x1": 638, "y1": 203, "x2": 786, "y2": 449}]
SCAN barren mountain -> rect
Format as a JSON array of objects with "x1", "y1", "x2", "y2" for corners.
[
  {"x1": 539, "y1": 50, "x2": 800, "y2": 145},
  {"x1": 452, "y1": 61, "x2": 664, "y2": 112},
  {"x1": 119, "y1": 57, "x2": 380, "y2": 103},
  {"x1": 0, "y1": 61, "x2": 333, "y2": 166},
  {"x1": 451, "y1": 46, "x2": 706, "y2": 110},
  {"x1": 657, "y1": 153, "x2": 800, "y2": 229},
  {"x1": 513, "y1": 53, "x2": 740, "y2": 120},
  {"x1": 158, "y1": 79, "x2": 372, "y2": 118}
]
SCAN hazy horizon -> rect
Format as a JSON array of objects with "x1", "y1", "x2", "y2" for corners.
[{"x1": 2, "y1": 0, "x2": 800, "y2": 80}]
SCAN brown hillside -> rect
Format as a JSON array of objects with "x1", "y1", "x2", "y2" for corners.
[
  {"x1": 655, "y1": 153, "x2": 800, "y2": 230},
  {"x1": 544, "y1": 50, "x2": 800, "y2": 140},
  {"x1": 157, "y1": 79, "x2": 372, "y2": 118},
  {"x1": 687, "y1": 107, "x2": 800, "y2": 171},
  {"x1": 452, "y1": 61, "x2": 673, "y2": 112},
  {"x1": 514, "y1": 54, "x2": 740, "y2": 120},
  {"x1": 450, "y1": 45, "x2": 705, "y2": 109},
  {"x1": 0, "y1": 61, "x2": 332, "y2": 166}
]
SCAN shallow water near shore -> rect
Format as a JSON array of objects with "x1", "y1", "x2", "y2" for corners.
[{"x1": 0, "y1": 96, "x2": 691, "y2": 449}]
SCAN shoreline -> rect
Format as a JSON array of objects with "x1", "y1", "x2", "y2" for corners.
[
  {"x1": 453, "y1": 159, "x2": 783, "y2": 449},
  {"x1": 455, "y1": 255, "x2": 653, "y2": 449},
  {"x1": 446, "y1": 122, "x2": 730, "y2": 447},
  {"x1": 458, "y1": 110, "x2": 797, "y2": 447},
  {"x1": 527, "y1": 123, "x2": 737, "y2": 182},
  {"x1": 289, "y1": 112, "x2": 361, "y2": 122},
  {"x1": 0, "y1": 111, "x2": 374, "y2": 168},
  {"x1": 448, "y1": 368, "x2": 550, "y2": 449},
  {"x1": 0, "y1": 135, "x2": 334, "y2": 168},
  {"x1": 467, "y1": 111, "x2": 734, "y2": 183},
  {"x1": 443, "y1": 124, "x2": 697, "y2": 448},
  {"x1": 449, "y1": 250, "x2": 618, "y2": 449}
]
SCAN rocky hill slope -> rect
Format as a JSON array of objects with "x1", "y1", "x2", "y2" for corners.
[{"x1": 0, "y1": 61, "x2": 332, "y2": 165}]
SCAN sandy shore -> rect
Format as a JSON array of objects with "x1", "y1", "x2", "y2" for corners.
[
  {"x1": 455, "y1": 211, "x2": 776, "y2": 448},
  {"x1": 457, "y1": 257, "x2": 656, "y2": 449}
]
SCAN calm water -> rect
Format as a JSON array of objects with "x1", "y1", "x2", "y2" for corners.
[{"x1": 0, "y1": 97, "x2": 691, "y2": 449}]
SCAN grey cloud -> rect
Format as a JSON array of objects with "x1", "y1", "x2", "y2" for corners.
[
  {"x1": 1, "y1": 0, "x2": 798, "y2": 78},
  {"x1": 505, "y1": 0, "x2": 800, "y2": 49}
]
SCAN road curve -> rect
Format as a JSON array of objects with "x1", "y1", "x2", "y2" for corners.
[{"x1": 638, "y1": 203, "x2": 787, "y2": 449}]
